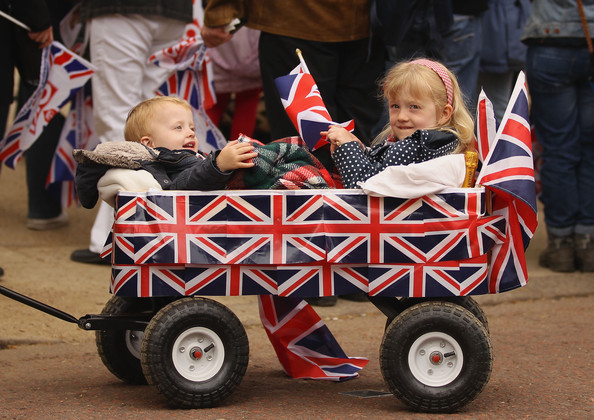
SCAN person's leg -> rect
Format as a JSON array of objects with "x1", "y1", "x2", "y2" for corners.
[
  {"x1": 574, "y1": 49, "x2": 594, "y2": 271},
  {"x1": 230, "y1": 87, "x2": 261, "y2": 139},
  {"x1": 258, "y1": 32, "x2": 302, "y2": 141},
  {"x1": 74, "y1": 14, "x2": 184, "y2": 261},
  {"x1": 0, "y1": 21, "x2": 16, "y2": 135},
  {"x1": 205, "y1": 92, "x2": 231, "y2": 128},
  {"x1": 477, "y1": 71, "x2": 515, "y2": 123},
  {"x1": 139, "y1": 15, "x2": 187, "y2": 100},
  {"x1": 24, "y1": 114, "x2": 65, "y2": 222},
  {"x1": 526, "y1": 46, "x2": 583, "y2": 271},
  {"x1": 334, "y1": 38, "x2": 384, "y2": 145},
  {"x1": 83, "y1": 15, "x2": 152, "y2": 257},
  {"x1": 441, "y1": 14, "x2": 482, "y2": 112},
  {"x1": 260, "y1": 35, "x2": 383, "y2": 146},
  {"x1": 9, "y1": 26, "x2": 67, "y2": 228}
]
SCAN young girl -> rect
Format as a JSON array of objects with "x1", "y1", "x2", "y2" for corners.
[{"x1": 323, "y1": 59, "x2": 474, "y2": 189}]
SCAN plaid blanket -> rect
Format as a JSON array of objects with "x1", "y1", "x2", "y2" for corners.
[{"x1": 227, "y1": 136, "x2": 342, "y2": 190}]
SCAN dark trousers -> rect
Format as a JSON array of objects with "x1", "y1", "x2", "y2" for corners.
[
  {"x1": 0, "y1": 21, "x2": 63, "y2": 219},
  {"x1": 258, "y1": 33, "x2": 384, "y2": 146}
]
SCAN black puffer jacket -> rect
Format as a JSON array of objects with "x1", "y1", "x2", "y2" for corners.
[
  {"x1": 140, "y1": 148, "x2": 232, "y2": 191},
  {"x1": 75, "y1": 148, "x2": 232, "y2": 209}
]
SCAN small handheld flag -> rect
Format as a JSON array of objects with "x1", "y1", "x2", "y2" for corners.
[
  {"x1": 476, "y1": 72, "x2": 538, "y2": 292},
  {"x1": 274, "y1": 50, "x2": 354, "y2": 151}
]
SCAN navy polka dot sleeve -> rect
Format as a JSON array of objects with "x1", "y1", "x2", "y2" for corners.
[{"x1": 333, "y1": 129, "x2": 459, "y2": 189}]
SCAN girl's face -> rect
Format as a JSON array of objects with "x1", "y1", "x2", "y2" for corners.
[
  {"x1": 388, "y1": 91, "x2": 451, "y2": 141},
  {"x1": 141, "y1": 103, "x2": 197, "y2": 152}
]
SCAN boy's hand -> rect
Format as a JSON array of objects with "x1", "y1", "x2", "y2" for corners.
[
  {"x1": 321, "y1": 125, "x2": 364, "y2": 153},
  {"x1": 216, "y1": 140, "x2": 257, "y2": 172}
]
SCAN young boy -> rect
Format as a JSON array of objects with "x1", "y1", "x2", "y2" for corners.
[
  {"x1": 74, "y1": 96, "x2": 257, "y2": 208},
  {"x1": 125, "y1": 96, "x2": 256, "y2": 189}
]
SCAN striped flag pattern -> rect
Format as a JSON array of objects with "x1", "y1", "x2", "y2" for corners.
[
  {"x1": 476, "y1": 72, "x2": 538, "y2": 292},
  {"x1": 275, "y1": 63, "x2": 354, "y2": 151},
  {"x1": 0, "y1": 41, "x2": 95, "y2": 168}
]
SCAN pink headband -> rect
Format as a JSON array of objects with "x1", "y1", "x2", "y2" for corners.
[{"x1": 411, "y1": 59, "x2": 454, "y2": 106}]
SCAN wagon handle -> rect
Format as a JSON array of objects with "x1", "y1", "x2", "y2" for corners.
[{"x1": 0, "y1": 285, "x2": 79, "y2": 324}]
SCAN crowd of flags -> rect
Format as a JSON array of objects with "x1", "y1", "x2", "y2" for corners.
[{"x1": 0, "y1": 0, "x2": 226, "y2": 205}]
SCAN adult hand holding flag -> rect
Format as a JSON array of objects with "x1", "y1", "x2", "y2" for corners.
[{"x1": 274, "y1": 50, "x2": 354, "y2": 151}]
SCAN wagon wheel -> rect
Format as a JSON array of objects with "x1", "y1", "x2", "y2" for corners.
[
  {"x1": 380, "y1": 301, "x2": 492, "y2": 413},
  {"x1": 96, "y1": 296, "x2": 153, "y2": 385},
  {"x1": 140, "y1": 297, "x2": 249, "y2": 408},
  {"x1": 395, "y1": 296, "x2": 489, "y2": 332}
]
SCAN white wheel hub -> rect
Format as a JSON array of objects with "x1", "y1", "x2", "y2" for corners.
[
  {"x1": 125, "y1": 330, "x2": 144, "y2": 359},
  {"x1": 408, "y1": 331, "x2": 463, "y2": 387},
  {"x1": 172, "y1": 327, "x2": 225, "y2": 381}
]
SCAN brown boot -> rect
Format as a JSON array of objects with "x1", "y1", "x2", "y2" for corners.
[
  {"x1": 538, "y1": 234, "x2": 575, "y2": 272},
  {"x1": 574, "y1": 233, "x2": 594, "y2": 272}
]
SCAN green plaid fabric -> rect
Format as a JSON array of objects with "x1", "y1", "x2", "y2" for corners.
[{"x1": 226, "y1": 137, "x2": 341, "y2": 190}]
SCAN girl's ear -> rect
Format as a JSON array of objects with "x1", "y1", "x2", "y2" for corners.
[
  {"x1": 140, "y1": 136, "x2": 153, "y2": 148},
  {"x1": 439, "y1": 104, "x2": 453, "y2": 125}
]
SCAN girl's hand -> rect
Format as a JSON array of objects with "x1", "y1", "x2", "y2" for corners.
[
  {"x1": 216, "y1": 140, "x2": 257, "y2": 172},
  {"x1": 321, "y1": 125, "x2": 364, "y2": 153}
]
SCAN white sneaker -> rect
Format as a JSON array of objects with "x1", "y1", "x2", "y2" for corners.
[{"x1": 26, "y1": 212, "x2": 69, "y2": 230}]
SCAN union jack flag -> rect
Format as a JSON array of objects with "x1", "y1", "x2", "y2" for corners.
[
  {"x1": 275, "y1": 63, "x2": 354, "y2": 151},
  {"x1": 323, "y1": 192, "x2": 505, "y2": 265},
  {"x1": 46, "y1": 83, "x2": 97, "y2": 208},
  {"x1": 275, "y1": 263, "x2": 369, "y2": 297},
  {"x1": 476, "y1": 72, "x2": 538, "y2": 292},
  {"x1": 0, "y1": 41, "x2": 95, "y2": 168},
  {"x1": 149, "y1": 33, "x2": 225, "y2": 153},
  {"x1": 107, "y1": 189, "x2": 505, "y2": 298},
  {"x1": 369, "y1": 255, "x2": 491, "y2": 297},
  {"x1": 258, "y1": 295, "x2": 368, "y2": 381},
  {"x1": 475, "y1": 89, "x2": 497, "y2": 162},
  {"x1": 111, "y1": 264, "x2": 278, "y2": 297}
]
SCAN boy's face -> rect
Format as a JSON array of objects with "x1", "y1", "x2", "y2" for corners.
[
  {"x1": 388, "y1": 90, "x2": 444, "y2": 141},
  {"x1": 141, "y1": 103, "x2": 197, "y2": 152}
]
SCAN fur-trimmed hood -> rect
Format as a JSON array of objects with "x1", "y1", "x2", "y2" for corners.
[{"x1": 73, "y1": 141, "x2": 158, "y2": 169}]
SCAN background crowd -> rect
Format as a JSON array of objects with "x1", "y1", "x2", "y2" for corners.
[{"x1": 0, "y1": 0, "x2": 592, "y2": 286}]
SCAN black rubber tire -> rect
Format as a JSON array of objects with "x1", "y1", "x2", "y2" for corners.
[
  {"x1": 140, "y1": 297, "x2": 249, "y2": 408},
  {"x1": 95, "y1": 296, "x2": 152, "y2": 385},
  {"x1": 397, "y1": 297, "x2": 489, "y2": 332},
  {"x1": 380, "y1": 301, "x2": 492, "y2": 413}
]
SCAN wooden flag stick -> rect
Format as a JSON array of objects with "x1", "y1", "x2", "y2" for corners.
[{"x1": 295, "y1": 48, "x2": 310, "y2": 74}]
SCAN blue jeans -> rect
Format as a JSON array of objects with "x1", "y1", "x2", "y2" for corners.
[
  {"x1": 526, "y1": 46, "x2": 594, "y2": 236},
  {"x1": 441, "y1": 14, "x2": 482, "y2": 113}
]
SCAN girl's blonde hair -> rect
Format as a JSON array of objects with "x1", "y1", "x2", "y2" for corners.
[
  {"x1": 374, "y1": 59, "x2": 475, "y2": 154},
  {"x1": 124, "y1": 96, "x2": 193, "y2": 142}
]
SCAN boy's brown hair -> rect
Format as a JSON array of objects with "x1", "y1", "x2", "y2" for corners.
[{"x1": 124, "y1": 96, "x2": 193, "y2": 142}]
